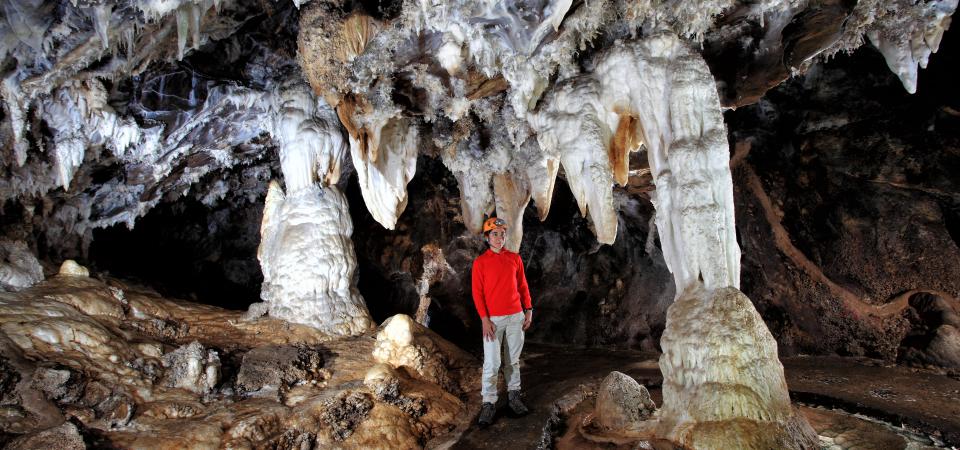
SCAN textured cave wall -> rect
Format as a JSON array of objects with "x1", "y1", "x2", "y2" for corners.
[
  {"x1": 728, "y1": 27, "x2": 960, "y2": 359},
  {"x1": 3, "y1": 0, "x2": 956, "y2": 361}
]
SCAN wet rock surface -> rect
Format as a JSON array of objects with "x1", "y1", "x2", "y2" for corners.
[
  {"x1": 458, "y1": 345, "x2": 959, "y2": 449},
  {"x1": 783, "y1": 355, "x2": 960, "y2": 446},
  {"x1": 0, "y1": 276, "x2": 478, "y2": 448}
]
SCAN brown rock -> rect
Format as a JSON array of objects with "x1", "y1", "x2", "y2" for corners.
[{"x1": 4, "y1": 422, "x2": 84, "y2": 450}]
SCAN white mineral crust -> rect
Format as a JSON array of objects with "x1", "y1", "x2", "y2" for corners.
[
  {"x1": 259, "y1": 182, "x2": 374, "y2": 337},
  {"x1": 258, "y1": 86, "x2": 374, "y2": 337},
  {"x1": 0, "y1": 240, "x2": 44, "y2": 291},
  {"x1": 593, "y1": 33, "x2": 741, "y2": 292},
  {"x1": 347, "y1": 117, "x2": 418, "y2": 230},
  {"x1": 866, "y1": 0, "x2": 958, "y2": 94},
  {"x1": 530, "y1": 76, "x2": 619, "y2": 244}
]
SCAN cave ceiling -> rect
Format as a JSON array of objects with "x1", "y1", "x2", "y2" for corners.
[{"x1": 0, "y1": 0, "x2": 956, "y2": 254}]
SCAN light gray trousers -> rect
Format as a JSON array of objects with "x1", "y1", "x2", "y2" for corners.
[{"x1": 481, "y1": 311, "x2": 525, "y2": 403}]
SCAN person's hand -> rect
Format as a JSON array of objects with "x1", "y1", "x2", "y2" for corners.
[
  {"x1": 523, "y1": 309, "x2": 532, "y2": 331},
  {"x1": 481, "y1": 317, "x2": 496, "y2": 341}
]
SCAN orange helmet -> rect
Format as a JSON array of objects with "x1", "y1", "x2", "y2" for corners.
[{"x1": 482, "y1": 217, "x2": 507, "y2": 233}]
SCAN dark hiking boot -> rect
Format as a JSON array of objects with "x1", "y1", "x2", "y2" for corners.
[
  {"x1": 508, "y1": 390, "x2": 529, "y2": 416},
  {"x1": 478, "y1": 402, "x2": 495, "y2": 428}
]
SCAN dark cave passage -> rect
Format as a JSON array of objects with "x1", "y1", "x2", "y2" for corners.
[{"x1": 87, "y1": 193, "x2": 265, "y2": 310}]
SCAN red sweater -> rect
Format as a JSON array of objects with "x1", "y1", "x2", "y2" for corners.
[{"x1": 471, "y1": 249, "x2": 532, "y2": 318}]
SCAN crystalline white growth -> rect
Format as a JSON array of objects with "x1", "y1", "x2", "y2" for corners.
[
  {"x1": 524, "y1": 152, "x2": 560, "y2": 221},
  {"x1": 136, "y1": 0, "x2": 187, "y2": 23},
  {"x1": 408, "y1": 0, "x2": 578, "y2": 115},
  {"x1": 348, "y1": 117, "x2": 418, "y2": 229},
  {"x1": 867, "y1": 0, "x2": 957, "y2": 94},
  {"x1": 437, "y1": 32, "x2": 465, "y2": 75},
  {"x1": 54, "y1": 138, "x2": 85, "y2": 189},
  {"x1": 258, "y1": 182, "x2": 375, "y2": 336},
  {"x1": 259, "y1": 85, "x2": 374, "y2": 336},
  {"x1": 161, "y1": 341, "x2": 221, "y2": 395},
  {"x1": 530, "y1": 76, "x2": 619, "y2": 244},
  {"x1": 272, "y1": 87, "x2": 347, "y2": 189},
  {"x1": 92, "y1": 3, "x2": 111, "y2": 49},
  {"x1": 593, "y1": 33, "x2": 740, "y2": 292}
]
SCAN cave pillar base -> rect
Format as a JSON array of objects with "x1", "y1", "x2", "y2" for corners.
[{"x1": 655, "y1": 283, "x2": 819, "y2": 450}]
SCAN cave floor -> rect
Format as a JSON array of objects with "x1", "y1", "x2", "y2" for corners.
[{"x1": 449, "y1": 344, "x2": 960, "y2": 450}]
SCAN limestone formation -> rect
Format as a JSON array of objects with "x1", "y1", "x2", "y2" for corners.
[
  {"x1": 0, "y1": 241, "x2": 44, "y2": 292},
  {"x1": 160, "y1": 341, "x2": 221, "y2": 395},
  {"x1": 372, "y1": 314, "x2": 476, "y2": 394},
  {"x1": 57, "y1": 260, "x2": 89, "y2": 278},
  {"x1": 657, "y1": 284, "x2": 819, "y2": 449},
  {"x1": 257, "y1": 85, "x2": 375, "y2": 337},
  {"x1": 235, "y1": 345, "x2": 327, "y2": 395},
  {"x1": 0, "y1": 275, "x2": 476, "y2": 447}
]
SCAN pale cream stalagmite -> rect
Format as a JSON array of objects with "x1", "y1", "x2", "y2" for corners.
[
  {"x1": 257, "y1": 84, "x2": 374, "y2": 337},
  {"x1": 586, "y1": 33, "x2": 815, "y2": 448},
  {"x1": 657, "y1": 286, "x2": 818, "y2": 449}
]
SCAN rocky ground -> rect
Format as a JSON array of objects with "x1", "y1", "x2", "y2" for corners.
[
  {"x1": 1, "y1": 270, "x2": 959, "y2": 449},
  {"x1": 0, "y1": 268, "x2": 479, "y2": 449},
  {"x1": 460, "y1": 345, "x2": 960, "y2": 450}
]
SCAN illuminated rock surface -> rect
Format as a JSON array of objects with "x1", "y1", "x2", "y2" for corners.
[
  {"x1": 0, "y1": 276, "x2": 477, "y2": 447},
  {"x1": 657, "y1": 285, "x2": 818, "y2": 449},
  {"x1": 0, "y1": 0, "x2": 958, "y2": 448}
]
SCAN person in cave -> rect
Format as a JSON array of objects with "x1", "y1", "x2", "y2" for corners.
[{"x1": 472, "y1": 217, "x2": 534, "y2": 428}]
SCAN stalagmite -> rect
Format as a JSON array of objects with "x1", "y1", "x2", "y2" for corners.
[
  {"x1": 657, "y1": 285, "x2": 818, "y2": 449},
  {"x1": 257, "y1": 86, "x2": 374, "y2": 337},
  {"x1": 529, "y1": 31, "x2": 811, "y2": 449}
]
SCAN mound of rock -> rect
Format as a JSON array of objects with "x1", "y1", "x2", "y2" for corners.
[{"x1": 595, "y1": 371, "x2": 657, "y2": 431}]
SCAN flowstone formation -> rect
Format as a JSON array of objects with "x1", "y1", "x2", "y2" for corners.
[
  {"x1": 256, "y1": 85, "x2": 374, "y2": 336},
  {"x1": 1, "y1": 0, "x2": 959, "y2": 447},
  {"x1": 658, "y1": 285, "x2": 818, "y2": 449}
]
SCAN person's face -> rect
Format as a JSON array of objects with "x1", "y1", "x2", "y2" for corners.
[{"x1": 487, "y1": 228, "x2": 506, "y2": 251}]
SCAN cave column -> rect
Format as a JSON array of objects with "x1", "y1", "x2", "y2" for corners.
[
  {"x1": 592, "y1": 33, "x2": 818, "y2": 448},
  {"x1": 255, "y1": 85, "x2": 374, "y2": 337}
]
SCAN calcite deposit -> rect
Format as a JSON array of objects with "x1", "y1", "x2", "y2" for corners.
[
  {"x1": 0, "y1": 275, "x2": 477, "y2": 448},
  {"x1": 1, "y1": 0, "x2": 958, "y2": 448}
]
